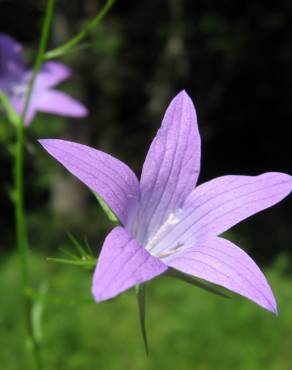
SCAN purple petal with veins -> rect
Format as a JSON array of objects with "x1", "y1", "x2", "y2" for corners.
[
  {"x1": 39, "y1": 139, "x2": 140, "y2": 225},
  {"x1": 92, "y1": 226, "x2": 167, "y2": 302},
  {"x1": 149, "y1": 172, "x2": 292, "y2": 256},
  {"x1": 165, "y1": 237, "x2": 277, "y2": 314},
  {"x1": 139, "y1": 91, "x2": 201, "y2": 245}
]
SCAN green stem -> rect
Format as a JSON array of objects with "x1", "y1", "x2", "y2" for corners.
[
  {"x1": 14, "y1": 0, "x2": 55, "y2": 369},
  {"x1": 45, "y1": 0, "x2": 117, "y2": 59},
  {"x1": 136, "y1": 284, "x2": 149, "y2": 355}
]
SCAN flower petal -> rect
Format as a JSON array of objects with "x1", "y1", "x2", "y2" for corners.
[
  {"x1": 0, "y1": 33, "x2": 25, "y2": 75},
  {"x1": 39, "y1": 139, "x2": 140, "y2": 224},
  {"x1": 138, "y1": 90, "x2": 201, "y2": 244},
  {"x1": 92, "y1": 226, "x2": 167, "y2": 303},
  {"x1": 36, "y1": 62, "x2": 71, "y2": 89},
  {"x1": 151, "y1": 172, "x2": 292, "y2": 255},
  {"x1": 34, "y1": 90, "x2": 87, "y2": 117},
  {"x1": 165, "y1": 237, "x2": 277, "y2": 313}
]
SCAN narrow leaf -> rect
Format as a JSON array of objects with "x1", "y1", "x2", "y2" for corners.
[
  {"x1": 83, "y1": 236, "x2": 94, "y2": 257},
  {"x1": 67, "y1": 232, "x2": 90, "y2": 258},
  {"x1": 47, "y1": 257, "x2": 96, "y2": 268},
  {"x1": 94, "y1": 192, "x2": 119, "y2": 223},
  {"x1": 0, "y1": 91, "x2": 20, "y2": 126},
  {"x1": 135, "y1": 284, "x2": 149, "y2": 355},
  {"x1": 166, "y1": 268, "x2": 231, "y2": 299}
]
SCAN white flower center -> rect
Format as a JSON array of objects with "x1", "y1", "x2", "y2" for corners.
[{"x1": 144, "y1": 213, "x2": 184, "y2": 259}]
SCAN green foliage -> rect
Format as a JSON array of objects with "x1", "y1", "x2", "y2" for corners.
[
  {"x1": 47, "y1": 233, "x2": 96, "y2": 269},
  {"x1": 1, "y1": 251, "x2": 292, "y2": 370},
  {"x1": 45, "y1": 0, "x2": 117, "y2": 59},
  {"x1": 94, "y1": 193, "x2": 119, "y2": 223},
  {"x1": 0, "y1": 91, "x2": 20, "y2": 127}
]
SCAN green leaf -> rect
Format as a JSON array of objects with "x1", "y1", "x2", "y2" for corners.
[
  {"x1": 83, "y1": 236, "x2": 93, "y2": 256},
  {"x1": 47, "y1": 235, "x2": 96, "y2": 270},
  {"x1": 166, "y1": 269, "x2": 231, "y2": 299},
  {"x1": 47, "y1": 257, "x2": 96, "y2": 268},
  {"x1": 0, "y1": 91, "x2": 20, "y2": 126},
  {"x1": 135, "y1": 284, "x2": 149, "y2": 356},
  {"x1": 94, "y1": 192, "x2": 119, "y2": 223},
  {"x1": 67, "y1": 232, "x2": 94, "y2": 258}
]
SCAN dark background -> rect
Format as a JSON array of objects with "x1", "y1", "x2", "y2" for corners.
[{"x1": 0, "y1": 0, "x2": 291, "y2": 263}]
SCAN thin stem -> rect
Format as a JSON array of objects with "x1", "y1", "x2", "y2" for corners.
[
  {"x1": 14, "y1": 0, "x2": 55, "y2": 369},
  {"x1": 22, "y1": 0, "x2": 56, "y2": 117},
  {"x1": 45, "y1": 0, "x2": 117, "y2": 59},
  {"x1": 136, "y1": 284, "x2": 149, "y2": 355}
]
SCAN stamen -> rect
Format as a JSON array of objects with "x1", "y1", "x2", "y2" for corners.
[{"x1": 156, "y1": 244, "x2": 184, "y2": 258}]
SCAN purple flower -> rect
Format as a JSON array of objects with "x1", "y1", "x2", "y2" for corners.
[
  {"x1": 0, "y1": 34, "x2": 87, "y2": 125},
  {"x1": 39, "y1": 91, "x2": 292, "y2": 314}
]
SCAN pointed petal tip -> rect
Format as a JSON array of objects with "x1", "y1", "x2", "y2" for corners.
[
  {"x1": 38, "y1": 138, "x2": 53, "y2": 147},
  {"x1": 174, "y1": 89, "x2": 192, "y2": 102},
  {"x1": 33, "y1": 88, "x2": 88, "y2": 119},
  {"x1": 171, "y1": 90, "x2": 197, "y2": 114},
  {"x1": 166, "y1": 237, "x2": 279, "y2": 316},
  {"x1": 91, "y1": 284, "x2": 123, "y2": 304},
  {"x1": 261, "y1": 292, "x2": 278, "y2": 316},
  {"x1": 75, "y1": 104, "x2": 88, "y2": 117},
  {"x1": 91, "y1": 285, "x2": 108, "y2": 304},
  {"x1": 167, "y1": 90, "x2": 197, "y2": 119},
  {"x1": 178, "y1": 89, "x2": 188, "y2": 96},
  {"x1": 38, "y1": 139, "x2": 67, "y2": 153},
  {"x1": 265, "y1": 171, "x2": 292, "y2": 197},
  {"x1": 65, "y1": 102, "x2": 88, "y2": 118},
  {"x1": 272, "y1": 304, "x2": 278, "y2": 316}
]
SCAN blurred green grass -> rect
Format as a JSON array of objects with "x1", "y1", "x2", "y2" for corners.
[{"x1": 1, "y1": 251, "x2": 292, "y2": 370}]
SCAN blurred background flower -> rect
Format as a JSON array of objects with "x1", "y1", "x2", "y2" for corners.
[{"x1": 0, "y1": 34, "x2": 87, "y2": 125}]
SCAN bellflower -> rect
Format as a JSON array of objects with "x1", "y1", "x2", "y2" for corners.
[
  {"x1": 39, "y1": 91, "x2": 292, "y2": 314},
  {"x1": 0, "y1": 33, "x2": 87, "y2": 125}
]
